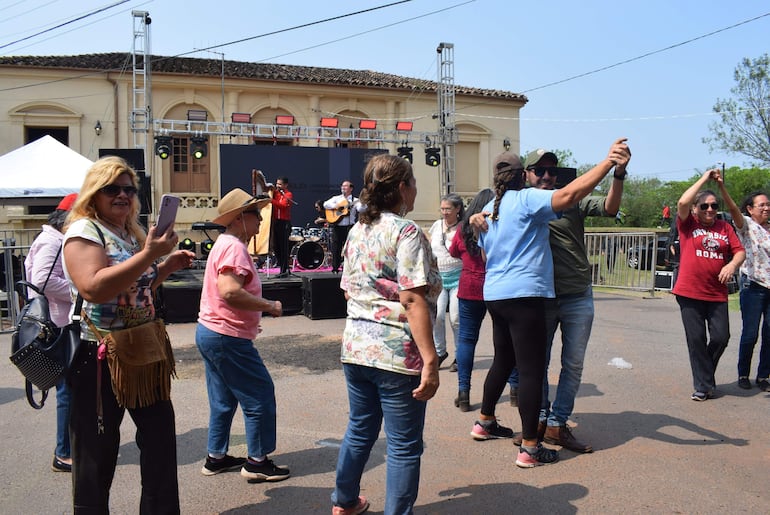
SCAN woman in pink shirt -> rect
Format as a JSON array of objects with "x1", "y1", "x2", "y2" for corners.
[{"x1": 196, "y1": 188, "x2": 289, "y2": 481}]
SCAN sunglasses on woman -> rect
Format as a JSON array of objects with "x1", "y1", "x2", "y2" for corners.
[
  {"x1": 100, "y1": 184, "x2": 138, "y2": 197},
  {"x1": 698, "y1": 202, "x2": 719, "y2": 211}
]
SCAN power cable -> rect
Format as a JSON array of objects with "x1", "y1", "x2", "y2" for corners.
[
  {"x1": 170, "y1": 0, "x2": 415, "y2": 58},
  {"x1": 520, "y1": 11, "x2": 770, "y2": 94},
  {"x1": 0, "y1": 0, "x2": 58, "y2": 25},
  {"x1": 0, "y1": 0, "x2": 131, "y2": 50}
]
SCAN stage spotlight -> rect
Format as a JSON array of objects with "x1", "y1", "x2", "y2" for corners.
[
  {"x1": 397, "y1": 146, "x2": 413, "y2": 163},
  {"x1": 190, "y1": 136, "x2": 208, "y2": 159},
  {"x1": 179, "y1": 237, "x2": 196, "y2": 253},
  {"x1": 425, "y1": 147, "x2": 441, "y2": 167},
  {"x1": 201, "y1": 239, "x2": 215, "y2": 257},
  {"x1": 154, "y1": 136, "x2": 172, "y2": 160}
]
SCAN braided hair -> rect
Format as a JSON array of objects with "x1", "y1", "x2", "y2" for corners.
[
  {"x1": 461, "y1": 188, "x2": 494, "y2": 256},
  {"x1": 491, "y1": 165, "x2": 525, "y2": 221},
  {"x1": 359, "y1": 154, "x2": 414, "y2": 225}
]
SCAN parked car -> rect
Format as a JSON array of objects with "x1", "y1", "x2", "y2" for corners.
[{"x1": 627, "y1": 235, "x2": 673, "y2": 271}]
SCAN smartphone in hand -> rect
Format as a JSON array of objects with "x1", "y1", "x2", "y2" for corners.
[{"x1": 155, "y1": 194, "x2": 181, "y2": 235}]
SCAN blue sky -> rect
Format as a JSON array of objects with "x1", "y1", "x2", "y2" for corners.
[{"x1": 2, "y1": 0, "x2": 768, "y2": 181}]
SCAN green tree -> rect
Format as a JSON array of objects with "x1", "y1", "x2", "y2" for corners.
[{"x1": 704, "y1": 54, "x2": 770, "y2": 166}]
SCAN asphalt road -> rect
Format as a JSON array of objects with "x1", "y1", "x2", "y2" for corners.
[{"x1": 1, "y1": 290, "x2": 768, "y2": 514}]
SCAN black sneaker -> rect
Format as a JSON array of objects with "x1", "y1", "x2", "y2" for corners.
[
  {"x1": 201, "y1": 455, "x2": 247, "y2": 476},
  {"x1": 516, "y1": 443, "x2": 560, "y2": 468},
  {"x1": 738, "y1": 377, "x2": 752, "y2": 389},
  {"x1": 470, "y1": 419, "x2": 514, "y2": 440},
  {"x1": 757, "y1": 378, "x2": 770, "y2": 391},
  {"x1": 240, "y1": 458, "x2": 290, "y2": 481}
]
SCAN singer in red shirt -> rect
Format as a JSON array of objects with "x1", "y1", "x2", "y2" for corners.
[{"x1": 270, "y1": 176, "x2": 293, "y2": 277}]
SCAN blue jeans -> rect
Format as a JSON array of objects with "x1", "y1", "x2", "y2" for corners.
[
  {"x1": 195, "y1": 324, "x2": 277, "y2": 459},
  {"x1": 433, "y1": 285, "x2": 459, "y2": 357},
  {"x1": 737, "y1": 280, "x2": 770, "y2": 379},
  {"x1": 457, "y1": 298, "x2": 516, "y2": 393},
  {"x1": 540, "y1": 287, "x2": 594, "y2": 426},
  {"x1": 55, "y1": 376, "x2": 71, "y2": 458},
  {"x1": 333, "y1": 364, "x2": 425, "y2": 515}
]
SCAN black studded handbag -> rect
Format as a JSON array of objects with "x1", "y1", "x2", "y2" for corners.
[{"x1": 9, "y1": 245, "x2": 83, "y2": 409}]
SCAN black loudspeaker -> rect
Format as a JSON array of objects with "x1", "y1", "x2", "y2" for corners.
[
  {"x1": 303, "y1": 275, "x2": 347, "y2": 319},
  {"x1": 99, "y1": 148, "x2": 145, "y2": 170},
  {"x1": 159, "y1": 269, "x2": 203, "y2": 324},
  {"x1": 263, "y1": 279, "x2": 303, "y2": 315}
]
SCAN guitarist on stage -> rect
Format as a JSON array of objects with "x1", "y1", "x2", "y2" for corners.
[{"x1": 323, "y1": 180, "x2": 361, "y2": 273}]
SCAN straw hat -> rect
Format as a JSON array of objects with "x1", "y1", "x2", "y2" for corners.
[{"x1": 212, "y1": 188, "x2": 270, "y2": 226}]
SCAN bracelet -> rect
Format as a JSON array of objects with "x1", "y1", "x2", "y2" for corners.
[{"x1": 613, "y1": 170, "x2": 627, "y2": 181}]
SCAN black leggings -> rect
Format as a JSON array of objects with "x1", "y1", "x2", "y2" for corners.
[{"x1": 483, "y1": 297, "x2": 548, "y2": 440}]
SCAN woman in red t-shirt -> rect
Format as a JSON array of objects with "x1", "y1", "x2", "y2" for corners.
[{"x1": 672, "y1": 169, "x2": 745, "y2": 401}]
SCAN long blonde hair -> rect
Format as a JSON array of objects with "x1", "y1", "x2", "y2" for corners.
[{"x1": 66, "y1": 156, "x2": 146, "y2": 245}]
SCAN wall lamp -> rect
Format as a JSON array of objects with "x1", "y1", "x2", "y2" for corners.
[{"x1": 94, "y1": 120, "x2": 102, "y2": 136}]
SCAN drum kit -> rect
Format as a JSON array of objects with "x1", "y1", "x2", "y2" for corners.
[
  {"x1": 289, "y1": 226, "x2": 330, "y2": 270},
  {"x1": 250, "y1": 169, "x2": 331, "y2": 273}
]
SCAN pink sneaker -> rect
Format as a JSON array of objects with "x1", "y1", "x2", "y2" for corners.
[
  {"x1": 332, "y1": 496, "x2": 369, "y2": 515},
  {"x1": 470, "y1": 419, "x2": 514, "y2": 440},
  {"x1": 515, "y1": 443, "x2": 559, "y2": 468}
]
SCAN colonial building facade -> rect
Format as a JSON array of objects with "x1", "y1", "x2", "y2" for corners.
[{"x1": 0, "y1": 53, "x2": 526, "y2": 235}]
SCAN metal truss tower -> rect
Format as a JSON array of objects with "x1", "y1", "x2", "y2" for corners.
[
  {"x1": 131, "y1": 11, "x2": 151, "y2": 166},
  {"x1": 436, "y1": 42, "x2": 457, "y2": 195}
]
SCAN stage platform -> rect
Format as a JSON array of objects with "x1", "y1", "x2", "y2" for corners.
[{"x1": 159, "y1": 268, "x2": 347, "y2": 323}]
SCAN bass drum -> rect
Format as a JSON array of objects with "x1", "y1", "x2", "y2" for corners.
[{"x1": 295, "y1": 241, "x2": 325, "y2": 270}]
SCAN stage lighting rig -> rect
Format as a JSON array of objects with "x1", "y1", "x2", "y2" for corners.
[
  {"x1": 397, "y1": 145, "x2": 413, "y2": 163},
  {"x1": 179, "y1": 238, "x2": 196, "y2": 253},
  {"x1": 190, "y1": 136, "x2": 208, "y2": 159},
  {"x1": 154, "y1": 136, "x2": 172, "y2": 160},
  {"x1": 425, "y1": 146, "x2": 441, "y2": 167},
  {"x1": 201, "y1": 239, "x2": 215, "y2": 257}
]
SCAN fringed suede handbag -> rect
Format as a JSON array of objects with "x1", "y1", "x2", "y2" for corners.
[{"x1": 84, "y1": 315, "x2": 176, "y2": 409}]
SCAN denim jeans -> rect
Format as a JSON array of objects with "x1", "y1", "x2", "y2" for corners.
[
  {"x1": 333, "y1": 364, "x2": 425, "y2": 515},
  {"x1": 195, "y1": 324, "x2": 277, "y2": 459},
  {"x1": 737, "y1": 281, "x2": 770, "y2": 379},
  {"x1": 433, "y1": 285, "x2": 459, "y2": 357},
  {"x1": 540, "y1": 287, "x2": 594, "y2": 426},
  {"x1": 457, "y1": 298, "x2": 516, "y2": 393},
  {"x1": 676, "y1": 295, "x2": 730, "y2": 393},
  {"x1": 55, "y1": 376, "x2": 71, "y2": 458}
]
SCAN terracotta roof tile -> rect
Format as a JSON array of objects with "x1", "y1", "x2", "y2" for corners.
[{"x1": 0, "y1": 52, "x2": 526, "y2": 101}]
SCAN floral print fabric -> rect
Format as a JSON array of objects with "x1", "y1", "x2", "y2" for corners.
[{"x1": 340, "y1": 212, "x2": 441, "y2": 375}]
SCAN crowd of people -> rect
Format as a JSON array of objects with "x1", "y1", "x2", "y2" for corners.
[{"x1": 19, "y1": 142, "x2": 769, "y2": 513}]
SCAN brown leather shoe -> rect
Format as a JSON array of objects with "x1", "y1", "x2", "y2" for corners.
[
  {"x1": 513, "y1": 421, "x2": 546, "y2": 446},
  {"x1": 544, "y1": 425, "x2": 593, "y2": 453}
]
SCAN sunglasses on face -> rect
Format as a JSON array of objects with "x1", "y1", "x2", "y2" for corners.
[
  {"x1": 528, "y1": 166, "x2": 558, "y2": 178},
  {"x1": 100, "y1": 184, "x2": 138, "y2": 197},
  {"x1": 699, "y1": 202, "x2": 719, "y2": 211}
]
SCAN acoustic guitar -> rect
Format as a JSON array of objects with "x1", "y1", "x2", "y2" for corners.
[{"x1": 325, "y1": 199, "x2": 350, "y2": 224}]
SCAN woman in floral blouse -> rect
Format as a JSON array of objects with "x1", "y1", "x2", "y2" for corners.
[{"x1": 331, "y1": 153, "x2": 441, "y2": 515}]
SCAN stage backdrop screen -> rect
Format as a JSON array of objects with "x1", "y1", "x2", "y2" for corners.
[{"x1": 219, "y1": 144, "x2": 387, "y2": 229}]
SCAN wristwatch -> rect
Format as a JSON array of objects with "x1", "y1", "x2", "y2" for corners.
[{"x1": 613, "y1": 169, "x2": 627, "y2": 181}]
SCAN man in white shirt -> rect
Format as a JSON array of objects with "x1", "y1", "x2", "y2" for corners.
[{"x1": 323, "y1": 180, "x2": 361, "y2": 273}]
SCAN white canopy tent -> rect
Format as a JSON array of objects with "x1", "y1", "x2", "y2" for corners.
[{"x1": 0, "y1": 135, "x2": 92, "y2": 198}]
